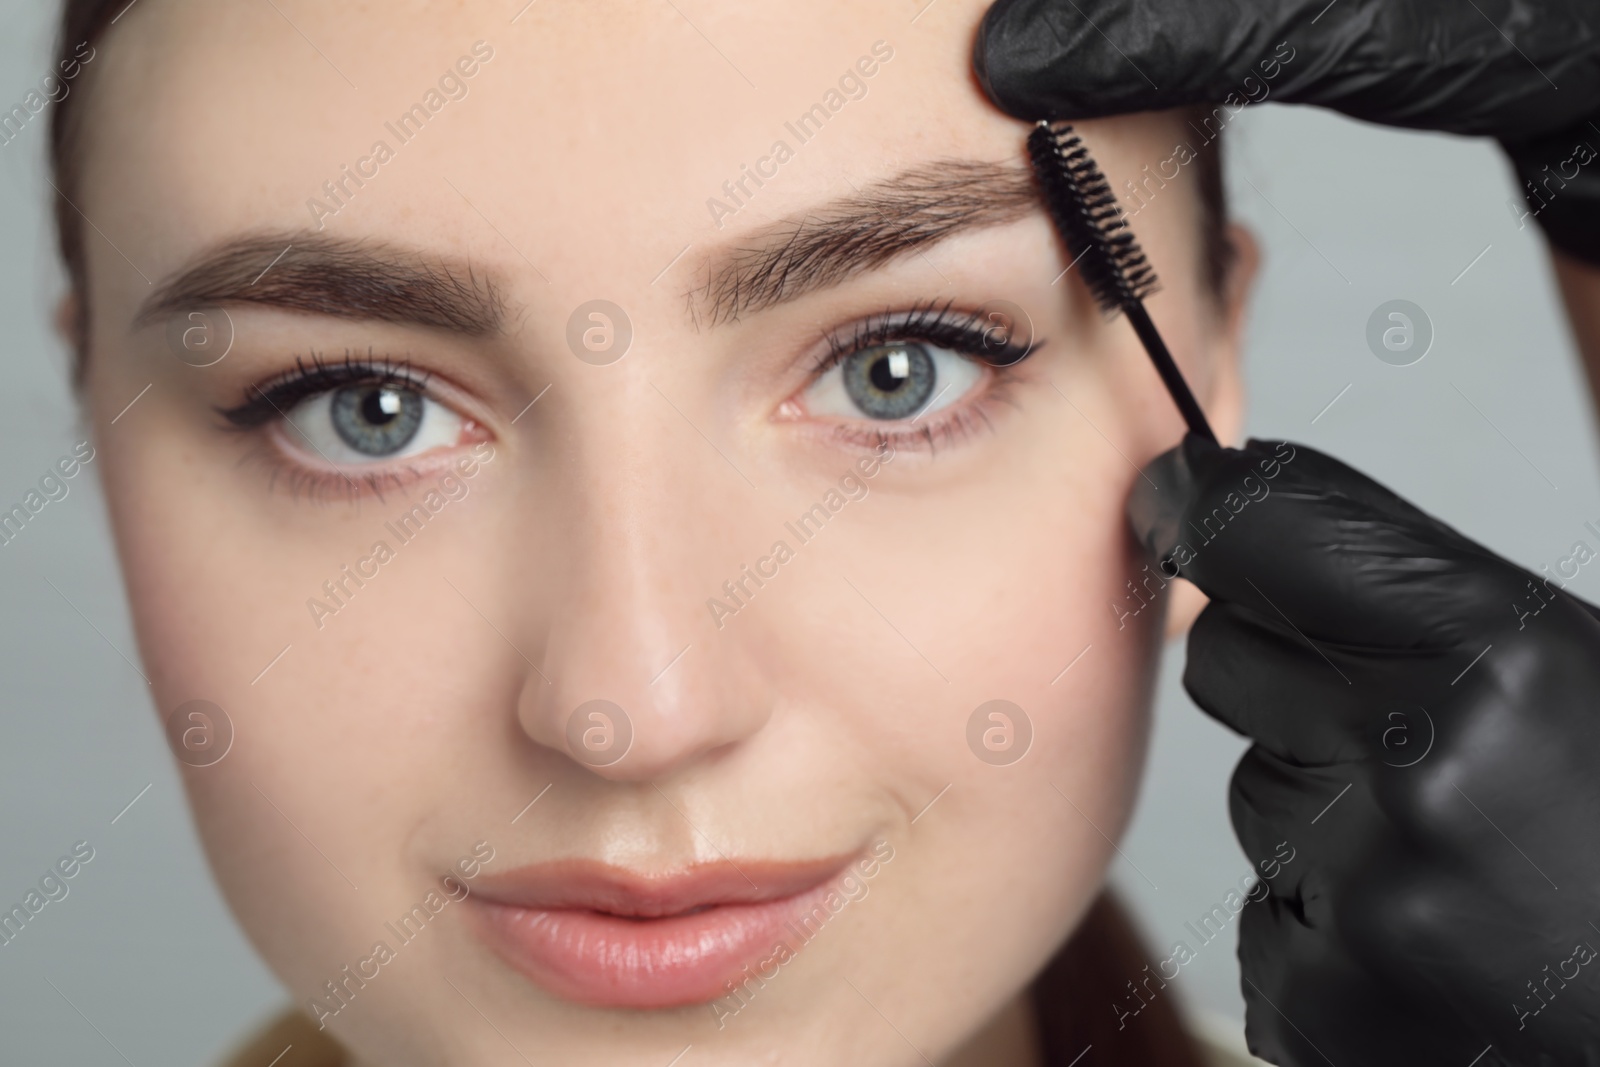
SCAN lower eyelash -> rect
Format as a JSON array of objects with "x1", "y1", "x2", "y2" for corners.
[
  {"x1": 220, "y1": 350, "x2": 486, "y2": 503},
  {"x1": 826, "y1": 377, "x2": 1024, "y2": 455},
  {"x1": 235, "y1": 435, "x2": 430, "y2": 506},
  {"x1": 807, "y1": 301, "x2": 1043, "y2": 454}
]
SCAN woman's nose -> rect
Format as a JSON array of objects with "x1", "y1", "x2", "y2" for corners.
[{"x1": 512, "y1": 379, "x2": 774, "y2": 780}]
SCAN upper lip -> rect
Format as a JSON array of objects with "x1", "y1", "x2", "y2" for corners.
[{"x1": 469, "y1": 855, "x2": 854, "y2": 919}]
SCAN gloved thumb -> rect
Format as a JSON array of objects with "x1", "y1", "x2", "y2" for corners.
[{"x1": 1126, "y1": 435, "x2": 1526, "y2": 653}]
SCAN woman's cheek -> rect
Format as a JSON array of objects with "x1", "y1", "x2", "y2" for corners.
[
  {"x1": 816, "y1": 384, "x2": 1165, "y2": 1051},
  {"x1": 88, "y1": 397, "x2": 409, "y2": 976}
]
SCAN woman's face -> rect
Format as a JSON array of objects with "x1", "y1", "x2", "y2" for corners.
[{"x1": 73, "y1": 0, "x2": 1244, "y2": 1062}]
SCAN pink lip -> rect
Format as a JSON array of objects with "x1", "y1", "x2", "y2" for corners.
[{"x1": 467, "y1": 855, "x2": 855, "y2": 1008}]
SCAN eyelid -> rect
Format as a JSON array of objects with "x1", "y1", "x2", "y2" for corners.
[
  {"x1": 216, "y1": 351, "x2": 435, "y2": 429},
  {"x1": 218, "y1": 351, "x2": 494, "y2": 503},
  {"x1": 789, "y1": 302, "x2": 1045, "y2": 454},
  {"x1": 810, "y1": 299, "x2": 1035, "y2": 376}
]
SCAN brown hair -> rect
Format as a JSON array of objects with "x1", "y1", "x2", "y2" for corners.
[
  {"x1": 1035, "y1": 891, "x2": 1217, "y2": 1067},
  {"x1": 45, "y1": 5, "x2": 1226, "y2": 1064},
  {"x1": 48, "y1": 0, "x2": 128, "y2": 385}
]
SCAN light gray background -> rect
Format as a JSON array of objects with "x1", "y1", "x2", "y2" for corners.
[{"x1": 3, "y1": 2, "x2": 1597, "y2": 1064}]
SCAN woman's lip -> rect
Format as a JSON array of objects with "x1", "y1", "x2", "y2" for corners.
[
  {"x1": 469, "y1": 856, "x2": 852, "y2": 917},
  {"x1": 467, "y1": 854, "x2": 860, "y2": 1008}
]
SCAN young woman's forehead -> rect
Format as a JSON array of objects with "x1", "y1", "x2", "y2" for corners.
[
  {"x1": 95, "y1": 0, "x2": 1007, "y2": 170},
  {"x1": 84, "y1": 0, "x2": 1191, "y2": 321}
]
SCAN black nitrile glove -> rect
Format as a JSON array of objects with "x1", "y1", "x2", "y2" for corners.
[
  {"x1": 975, "y1": 0, "x2": 1600, "y2": 265},
  {"x1": 1128, "y1": 435, "x2": 1600, "y2": 1067}
]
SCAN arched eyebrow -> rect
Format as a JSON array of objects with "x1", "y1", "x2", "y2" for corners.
[
  {"x1": 134, "y1": 161, "x2": 1038, "y2": 336},
  {"x1": 134, "y1": 232, "x2": 505, "y2": 335},
  {"x1": 688, "y1": 160, "x2": 1040, "y2": 328}
]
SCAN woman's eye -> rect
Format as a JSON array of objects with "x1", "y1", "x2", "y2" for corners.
[
  {"x1": 282, "y1": 384, "x2": 464, "y2": 464},
  {"x1": 804, "y1": 342, "x2": 983, "y2": 422}
]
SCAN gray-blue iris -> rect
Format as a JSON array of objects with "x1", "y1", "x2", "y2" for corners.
[
  {"x1": 330, "y1": 385, "x2": 424, "y2": 455},
  {"x1": 842, "y1": 343, "x2": 935, "y2": 420}
]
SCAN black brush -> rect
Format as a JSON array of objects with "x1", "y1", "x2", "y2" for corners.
[{"x1": 1026, "y1": 120, "x2": 1217, "y2": 444}]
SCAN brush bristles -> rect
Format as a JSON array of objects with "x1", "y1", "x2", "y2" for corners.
[{"x1": 1026, "y1": 121, "x2": 1158, "y2": 316}]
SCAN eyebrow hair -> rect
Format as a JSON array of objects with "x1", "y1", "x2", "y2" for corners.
[
  {"x1": 135, "y1": 232, "x2": 506, "y2": 334},
  {"x1": 689, "y1": 160, "x2": 1041, "y2": 327}
]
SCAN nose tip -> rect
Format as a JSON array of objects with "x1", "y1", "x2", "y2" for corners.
[
  {"x1": 515, "y1": 649, "x2": 770, "y2": 782},
  {"x1": 520, "y1": 691, "x2": 638, "y2": 775}
]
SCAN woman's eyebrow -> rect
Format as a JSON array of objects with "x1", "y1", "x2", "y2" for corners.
[
  {"x1": 689, "y1": 160, "x2": 1039, "y2": 327},
  {"x1": 134, "y1": 232, "x2": 505, "y2": 334}
]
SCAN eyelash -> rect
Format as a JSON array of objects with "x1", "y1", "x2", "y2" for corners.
[
  {"x1": 218, "y1": 350, "x2": 459, "y2": 504},
  {"x1": 810, "y1": 300, "x2": 1042, "y2": 453},
  {"x1": 222, "y1": 303, "x2": 1041, "y2": 502},
  {"x1": 219, "y1": 351, "x2": 431, "y2": 428}
]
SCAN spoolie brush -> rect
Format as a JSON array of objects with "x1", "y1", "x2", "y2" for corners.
[{"x1": 1026, "y1": 120, "x2": 1217, "y2": 444}]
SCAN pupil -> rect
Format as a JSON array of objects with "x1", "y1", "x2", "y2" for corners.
[
  {"x1": 840, "y1": 343, "x2": 935, "y2": 421},
  {"x1": 869, "y1": 355, "x2": 906, "y2": 393},
  {"x1": 362, "y1": 389, "x2": 399, "y2": 426},
  {"x1": 329, "y1": 384, "x2": 424, "y2": 456}
]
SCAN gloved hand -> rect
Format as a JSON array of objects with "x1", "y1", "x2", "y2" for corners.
[
  {"x1": 1128, "y1": 435, "x2": 1600, "y2": 1067},
  {"x1": 974, "y1": 0, "x2": 1600, "y2": 265}
]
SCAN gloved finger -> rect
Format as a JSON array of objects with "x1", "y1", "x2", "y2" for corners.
[
  {"x1": 973, "y1": 0, "x2": 1598, "y2": 139},
  {"x1": 973, "y1": 0, "x2": 1303, "y2": 120},
  {"x1": 1229, "y1": 759, "x2": 1554, "y2": 1065},
  {"x1": 1227, "y1": 745, "x2": 1358, "y2": 907},
  {"x1": 1236, "y1": 899, "x2": 1486, "y2": 1067},
  {"x1": 1128, "y1": 436, "x2": 1526, "y2": 655},
  {"x1": 1236, "y1": 897, "x2": 1363, "y2": 1067},
  {"x1": 1186, "y1": 600, "x2": 1410, "y2": 764}
]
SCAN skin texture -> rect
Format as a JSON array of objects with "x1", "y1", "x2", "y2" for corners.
[{"x1": 65, "y1": 1, "x2": 1251, "y2": 1064}]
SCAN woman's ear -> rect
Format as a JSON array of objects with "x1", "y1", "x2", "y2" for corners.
[
  {"x1": 1165, "y1": 222, "x2": 1260, "y2": 640},
  {"x1": 1219, "y1": 223, "x2": 1261, "y2": 360},
  {"x1": 54, "y1": 291, "x2": 91, "y2": 391},
  {"x1": 54, "y1": 292, "x2": 78, "y2": 344},
  {"x1": 1198, "y1": 221, "x2": 1259, "y2": 451},
  {"x1": 54, "y1": 291, "x2": 84, "y2": 360}
]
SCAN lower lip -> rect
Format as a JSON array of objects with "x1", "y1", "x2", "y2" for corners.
[{"x1": 469, "y1": 878, "x2": 842, "y2": 1008}]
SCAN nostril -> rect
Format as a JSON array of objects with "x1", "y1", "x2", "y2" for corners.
[
  {"x1": 515, "y1": 670, "x2": 562, "y2": 753},
  {"x1": 515, "y1": 672, "x2": 641, "y2": 773}
]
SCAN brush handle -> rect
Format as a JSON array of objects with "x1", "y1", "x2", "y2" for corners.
[{"x1": 1122, "y1": 301, "x2": 1217, "y2": 444}]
